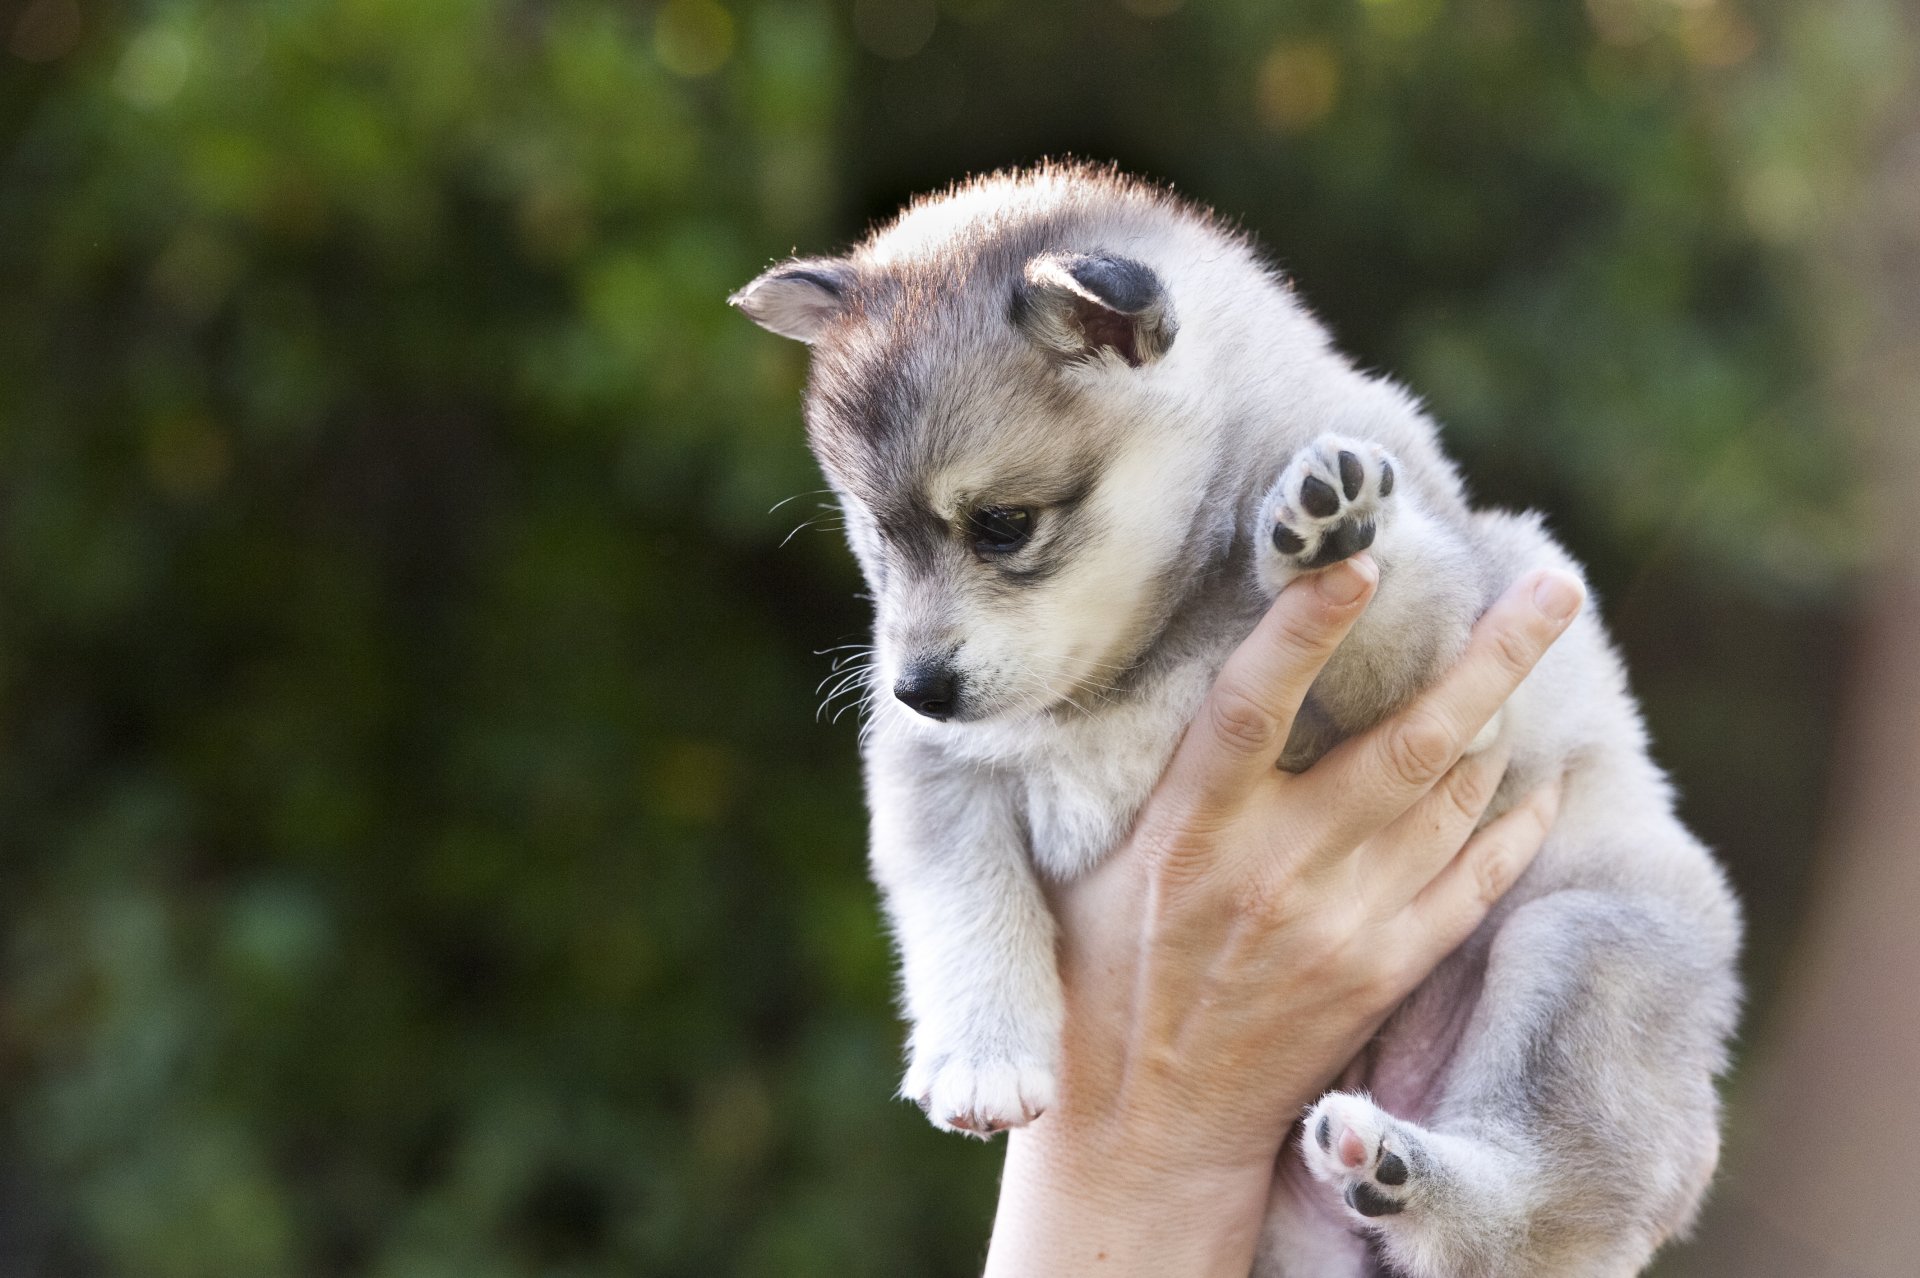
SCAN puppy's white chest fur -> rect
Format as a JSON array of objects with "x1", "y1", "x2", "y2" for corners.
[
  {"x1": 1018, "y1": 669, "x2": 1211, "y2": 879},
  {"x1": 915, "y1": 656, "x2": 1210, "y2": 879}
]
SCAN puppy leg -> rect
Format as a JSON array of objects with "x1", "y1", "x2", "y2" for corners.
[
  {"x1": 1257, "y1": 433, "x2": 1490, "y2": 763},
  {"x1": 869, "y1": 747, "x2": 1063, "y2": 1137},
  {"x1": 1302, "y1": 889, "x2": 1737, "y2": 1276}
]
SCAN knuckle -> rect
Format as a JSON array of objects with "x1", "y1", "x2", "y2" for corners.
[
  {"x1": 1308, "y1": 918, "x2": 1390, "y2": 999},
  {"x1": 1230, "y1": 866, "x2": 1311, "y2": 930},
  {"x1": 1230, "y1": 877, "x2": 1290, "y2": 927},
  {"x1": 1133, "y1": 799, "x2": 1236, "y2": 891},
  {"x1": 1354, "y1": 949, "x2": 1408, "y2": 1005},
  {"x1": 1283, "y1": 888, "x2": 1363, "y2": 958},
  {"x1": 1270, "y1": 611, "x2": 1332, "y2": 664},
  {"x1": 1382, "y1": 710, "x2": 1458, "y2": 790},
  {"x1": 1312, "y1": 910, "x2": 1367, "y2": 965},
  {"x1": 1135, "y1": 822, "x2": 1207, "y2": 888},
  {"x1": 1473, "y1": 836, "x2": 1523, "y2": 906},
  {"x1": 1441, "y1": 757, "x2": 1499, "y2": 823},
  {"x1": 1488, "y1": 621, "x2": 1543, "y2": 680},
  {"x1": 1207, "y1": 685, "x2": 1281, "y2": 756}
]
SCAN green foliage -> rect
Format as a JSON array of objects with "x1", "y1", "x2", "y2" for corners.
[{"x1": 0, "y1": 0, "x2": 1897, "y2": 1273}]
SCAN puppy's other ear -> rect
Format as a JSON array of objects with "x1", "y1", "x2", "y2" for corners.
[
  {"x1": 1013, "y1": 252, "x2": 1177, "y2": 367},
  {"x1": 728, "y1": 258, "x2": 856, "y2": 342}
]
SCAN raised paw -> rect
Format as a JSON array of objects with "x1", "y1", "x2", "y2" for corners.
[
  {"x1": 1261, "y1": 435, "x2": 1398, "y2": 583},
  {"x1": 904, "y1": 1050, "x2": 1056, "y2": 1140},
  {"x1": 1302, "y1": 1091, "x2": 1420, "y2": 1221}
]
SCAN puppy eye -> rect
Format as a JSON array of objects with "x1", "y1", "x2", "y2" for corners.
[{"x1": 968, "y1": 506, "x2": 1034, "y2": 553}]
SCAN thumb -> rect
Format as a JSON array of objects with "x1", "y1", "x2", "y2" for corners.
[{"x1": 1166, "y1": 557, "x2": 1377, "y2": 814}]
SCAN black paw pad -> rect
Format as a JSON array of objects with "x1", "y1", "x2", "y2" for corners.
[
  {"x1": 1378, "y1": 459, "x2": 1395, "y2": 497},
  {"x1": 1375, "y1": 1151, "x2": 1408, "y2": 1186},
  {"x1": 1273, "y1": 525, "x2": 1306, "y2": 555},
  {"x1": 1303, "y1": 519, "x2": 1375, "y2": 569},
  {"x1": 1337, "y1": 450, "x2": 1363, "y2": 501},
  {"x1": 1346, "y1": 1181, "x2": 1405, "y2": 1218},
  {"x1": 1315, "y1": 1114, "x2": 1332, "y2": 1153},
  {"x1": 1299, "y1": 474, "x2": 1340, "y2": 519}
]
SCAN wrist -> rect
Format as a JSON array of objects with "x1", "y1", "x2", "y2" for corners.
[{"x1": 983, "y1": 1112, "x2": 1276, "y2": 1278}]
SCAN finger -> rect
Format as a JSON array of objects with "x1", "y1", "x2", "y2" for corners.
[
  {"x1": 1164, "y1": 557, "x2": 1378, "y2": 813},
  {"x1": 1357, "y1": 740, "x2": 1511, "y2": 906},
  {"x1": 1402, "y1": 778, "x2": 1563, "y2": 966},
  {"x1": 1298, "y1": 567, "x2": 1583, "y2": 852}
]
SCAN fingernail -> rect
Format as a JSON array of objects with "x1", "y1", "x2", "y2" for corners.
[
  {"x1": 1316, "y1": 558, "x2": 1371, "y2": 606},
  {"x1": 1532, "y1": 571, "x2": 1583, "y2": 623}
]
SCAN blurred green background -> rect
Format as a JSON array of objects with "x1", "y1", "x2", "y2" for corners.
[{"x1": 0, "y1": 0, "x2": 1905, "y2": 1274}]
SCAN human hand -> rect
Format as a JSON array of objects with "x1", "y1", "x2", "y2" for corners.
[{"x1": 983, "y1": 555, "x2": 1584, "y2": 1277}]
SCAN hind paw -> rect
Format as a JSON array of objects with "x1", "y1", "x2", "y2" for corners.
[
  {"x1": 1260, "y1": 435, "x2": 1397, "y2": 586},
  {"x1": 1302, "y1": 1091, "x2": 1420, "y2": 1221}
]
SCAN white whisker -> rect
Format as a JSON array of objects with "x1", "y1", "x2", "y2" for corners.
[{"x1": 768, "y1": 488, "x2": 834, "y2": 515}]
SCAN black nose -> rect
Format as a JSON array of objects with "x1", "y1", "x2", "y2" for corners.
[{"x1": 894, "y1": 667, "x2": 959, "y2": 720}]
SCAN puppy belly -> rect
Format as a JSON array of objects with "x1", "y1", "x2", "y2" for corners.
[
  {"x1": 1258, "y1": 1154, "x2": 1375, "y2": 1277},
  {"x1": 1258, "y1": 956, "x2": 1486, "y2": 1272},
  {"x1": 1347, "y1": 948, "x2": 1486, "y2": 1122}
]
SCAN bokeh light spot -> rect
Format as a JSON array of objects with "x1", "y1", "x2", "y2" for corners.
[
  {"x1": 1257, "y1": 41, "x2": 1340, "y2": 135},
  {"x1": 655, "y1": 0, "x2": 735, "y2": 78},
  {"x1": 149, "y1": 227, "x2": 239, "y2": 321},
  {"x1": 221, "y1": 883, "x2": 332, "y2": 990},
  {"x1": 1679, "y1": 2, "x2": 1758, "y2": 68},
  {"x1": 518, "y1": 180, "x2": 593, "y2": 262},
  {"x1": 693, "y1": 1071, "x2": 775, "y2": 1171},
  {"x1": 1742, "y1": 164, "x2": 1814, "y2": 244},
  {"x1": 758, "y1": 142, "x2": 833, "y2": 233},
  {"x1": 115, "y1": 27, "x2": 192, "y2": 109},
  {"x1": 651, "y1": 741, "x2": 736, "y2": 826},
  {"x1": 8, "y1": 0, "x2": 80, "y2": 63},
  {"x1": 144, "y1": 412, "x2": 233, "y2": 503},
  {"x1": 854, "y1": 0, "x2": 937, "y2": 61},
  {"x1": 1586, "y1": 0, "x2": 1656, "y2": 47},
  {"x1": 1363, "y1": 0, "x2": 1445, "y2": 39}
]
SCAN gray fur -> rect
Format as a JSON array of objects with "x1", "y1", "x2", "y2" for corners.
[
  {"x1": 726, "y1": 257, "x2": 856, "y2": 342},
  {"x1": 732, "y1": 162, "x2": 1741, "y2": 1277},
  {"x1": 1013, "y1": 251, "x2": 1177, "y2": 366}
]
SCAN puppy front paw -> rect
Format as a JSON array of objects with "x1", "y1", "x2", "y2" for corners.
[
  {"x1": 1259, "y1": 435, "x2": 1398, "y2": 591},
  {"x1": 904, "y1": 1048, "x2": 1056, "y2": 1139}
]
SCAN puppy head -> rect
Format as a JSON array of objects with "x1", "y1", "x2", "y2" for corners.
[{"x1": 733, "y1": 233, "x2": 1219, "y2": 726}]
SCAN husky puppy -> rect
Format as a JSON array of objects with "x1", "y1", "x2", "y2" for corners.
[{"x1": 731, "y1": 163, "x2": 1740, "y2": 1277}]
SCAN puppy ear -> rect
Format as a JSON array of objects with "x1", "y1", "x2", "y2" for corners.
[
  {"x1": 729, "y1": 258, "x2": 856, "y2": 342},
  {"x1": 1013, "y1": 252, "x2": 1177, "y2": 367}
]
